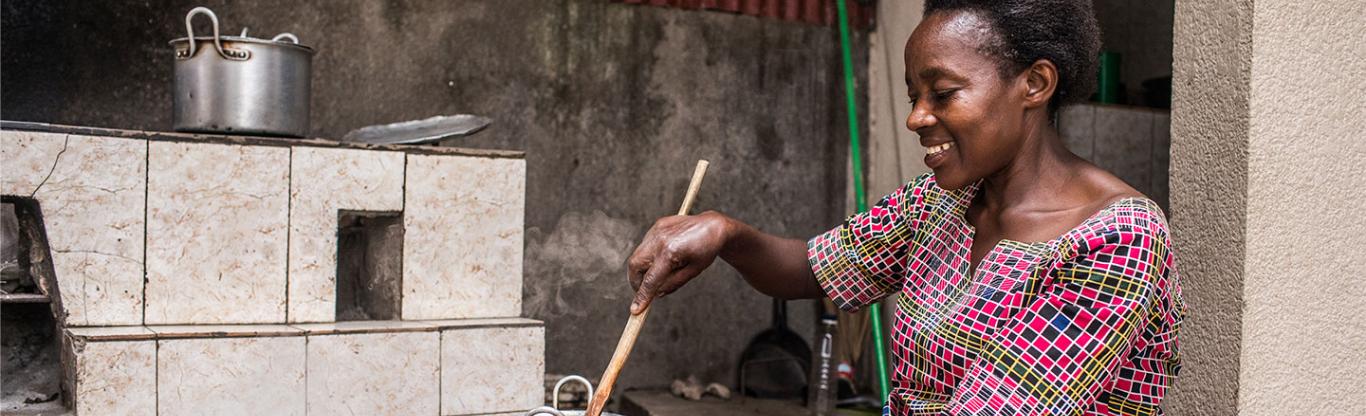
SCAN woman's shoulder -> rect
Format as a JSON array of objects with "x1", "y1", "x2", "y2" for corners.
[
  {"x1": 1063, "y1": 195, "x2": 1173, "y2": 258},
  {"x1": 1056, "y1": 162, "x2": 1172, "y2": 249}
]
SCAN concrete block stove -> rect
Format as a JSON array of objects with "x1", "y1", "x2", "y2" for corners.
[{"x1": 1, "y1": 122, "x2": 542, "y2": 416}]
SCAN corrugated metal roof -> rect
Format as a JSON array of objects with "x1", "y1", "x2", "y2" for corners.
[{"x1": 611, "y1": 0, "x2": 876, "y2": 29}]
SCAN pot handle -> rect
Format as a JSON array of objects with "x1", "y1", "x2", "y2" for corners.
[
  {"x1": 552, "y1": 375, "x2": 594, "y2": 410},
  {"x1": 271, "y1": 33, "x2": 300, "y2": 44},
  {"x1": 178, "y1": 7, "x2": 250, "y2": 61}
]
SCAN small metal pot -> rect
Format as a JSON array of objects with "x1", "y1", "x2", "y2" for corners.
[
  {"x1": 170, "y1": 7, "x2": 314, "y2": 137},
  {"x1": 527, "y1": 376, "x2": 624, "y2": 416}
]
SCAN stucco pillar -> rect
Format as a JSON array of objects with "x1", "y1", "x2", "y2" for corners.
[
  {"x1": 1167, "y1": 0, "x2": 1252, "y2": 414},
  {"x1": 1239, "y1": 0, "x2": 1366, "y2": 414},
  {"x1": 1169, "y1": 0, "x2": 1366, "y2": 415}
]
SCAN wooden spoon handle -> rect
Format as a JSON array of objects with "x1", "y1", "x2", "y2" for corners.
[{"x1": 584, "y1": 160, "x2": 709, "y2": 416}]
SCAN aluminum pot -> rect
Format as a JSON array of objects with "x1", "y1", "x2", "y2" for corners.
[{"x1": 170, "y1": 7, "x2": 314, "y2": 137}]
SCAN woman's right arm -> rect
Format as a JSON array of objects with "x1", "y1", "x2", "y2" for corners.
[
  {"x1": 626, "y1": 210, "x2": 822, "y2": 315},
  {"x1": 627, "y1": 173, "x2": 935, "y2": 315}
]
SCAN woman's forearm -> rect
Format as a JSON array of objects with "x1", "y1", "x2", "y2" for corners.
[
  {"x1": 626, "y1": 211, "x2": 825, "y2": 314},
  {"x1": 718, "y1": 216, "x2": 825, "y2": 300}
]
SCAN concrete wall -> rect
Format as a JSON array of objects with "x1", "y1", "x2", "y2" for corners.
[
  {"x1": 1241, "y1": 0, "x2": 1366, "y2": 414},
  {"x1": 1, "y1": 0, "x2": 863, "y2": 389}
]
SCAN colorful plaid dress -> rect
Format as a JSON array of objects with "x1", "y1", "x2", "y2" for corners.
[{"x1": 808, "y1": 174, "x2": 1184, "y2": 415}]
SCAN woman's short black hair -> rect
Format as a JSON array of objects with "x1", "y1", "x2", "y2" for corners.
[{"x1": 924, "y1": 0, "x2": 1101, "y2": 110}]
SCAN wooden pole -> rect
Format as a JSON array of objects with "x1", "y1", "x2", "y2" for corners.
[{"x1": 584, "y1": 160, "x2": 709, "y2": 416}]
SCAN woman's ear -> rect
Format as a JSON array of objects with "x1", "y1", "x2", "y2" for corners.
[{"x1": 1022, "y1": 59, "x2": 1059, "y2": 109}]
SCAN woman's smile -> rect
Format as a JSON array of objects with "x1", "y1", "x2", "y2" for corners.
[{"x1": 923, "y1": 141, "x2": 955, "y2": 169}]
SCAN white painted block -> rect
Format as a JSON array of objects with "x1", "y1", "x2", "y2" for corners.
[
  {"x1": 1, "y1": 131, "x2": 146, "y2": 326},
  {"x1": 287, "y1": 147, "x2": 405, "y2": 323},
  {"x1": 157, "y1": 336, "x2": 306, "y2": 416},
  {"x1": 1058, "y1": 104, "x2": 1096, "y2": 161},
  {"x1": 145, "y1": 141, "x2": 290, "y2": 324},
  {"x1": 72, "y1": 340, "x2": 157, "y2": 415},
  {"x1": 1092, "y1": 105, "x2": 1155, "y2": 193},
  {"x1": 404, "y1": 155, "x2": 525, "y2": 320},
  {"x1": 306, "y1": 331, "x2": 440, "y2": 415},
  {"x1": 441, "y1": 325, "x2": 544, "y2": 415}
]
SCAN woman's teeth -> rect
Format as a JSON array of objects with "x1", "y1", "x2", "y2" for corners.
[{"x1": 926, "y1": 142, "x2": 954, "y2": 155}]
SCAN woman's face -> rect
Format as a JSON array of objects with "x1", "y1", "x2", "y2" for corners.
[{"x1": 904, "y1": 11, "x2": 1032, "y2": 190}]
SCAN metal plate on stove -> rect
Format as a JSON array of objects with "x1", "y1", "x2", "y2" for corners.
[{"x1": 341, "y1": 115, "x2": 491, "y2": 145}]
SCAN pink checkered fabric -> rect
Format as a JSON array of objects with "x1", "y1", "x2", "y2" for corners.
[{"x1": 808, "y1": 174, "x2": 1184, "y2": 415}]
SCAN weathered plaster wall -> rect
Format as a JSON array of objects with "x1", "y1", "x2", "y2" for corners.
[
  {"x1": 1, "y1": 0, "x2": 860, "y2": 389},
  {"x1": 1166, "y1": 0, "x2": 1252, "y2": 414},
  {"x1": 1240, "y1": 1, "x2": 1366, "y2": 414},
  {"x1": 867, "y1": 0, "x2": 929, "y2": 200}
]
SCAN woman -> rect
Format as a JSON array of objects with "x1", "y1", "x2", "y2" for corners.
[{"x1": 625, "y1": 0, "x2": 1184, "y2": 415}]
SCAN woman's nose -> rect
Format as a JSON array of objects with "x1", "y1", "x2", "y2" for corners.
[{"x1": 905, "y1": 101, "x2": 936, "y2": 132}]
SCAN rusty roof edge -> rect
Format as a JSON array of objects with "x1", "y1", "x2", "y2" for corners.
[{"x1": 610, "y1": 0, "x2": 876, "y2": 30}]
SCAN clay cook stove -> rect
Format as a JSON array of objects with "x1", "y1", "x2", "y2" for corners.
[{"x1": 0, "y1": 121, "x2": 543, "y2": 415}]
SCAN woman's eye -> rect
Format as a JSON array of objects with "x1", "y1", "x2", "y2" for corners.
[{"x1": 934, "y1": 89, "x2": 957, "y2": 101}]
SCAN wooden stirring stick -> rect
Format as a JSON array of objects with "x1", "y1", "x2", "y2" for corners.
[{"x1": 585, "y1": 160, "x2": 709, "y2": 416}]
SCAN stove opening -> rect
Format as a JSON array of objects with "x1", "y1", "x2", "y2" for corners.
[
  {"x1": 335, "y1": 210, "x2": 404, "y2": 321},
  {"x1": 1, "y1": 198, "x2": 69, "y2": 413}
]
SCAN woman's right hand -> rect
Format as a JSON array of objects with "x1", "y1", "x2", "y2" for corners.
[{"x1": 626, "y1": 211, "x2": 734, "y2": 315}]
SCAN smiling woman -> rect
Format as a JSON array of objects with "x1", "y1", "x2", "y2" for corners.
[{"x1": 623, "y1": 1, "x2": 1185, "y2": 415}]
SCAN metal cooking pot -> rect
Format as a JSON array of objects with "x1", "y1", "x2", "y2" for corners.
[
  {"x1": 170, "y1": 7, "x2": 314, "y2": 137},
  {"x1": 527, "y1": 376, "x2": 624, "y2": 416}
]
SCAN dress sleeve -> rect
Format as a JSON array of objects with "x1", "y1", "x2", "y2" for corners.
[
  {"x1": 946, "y1": 214, "x2": 1178, "y2": 415},
  {"x1": 807, "y1": 173, "x2": 931, "y2": 312}
]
